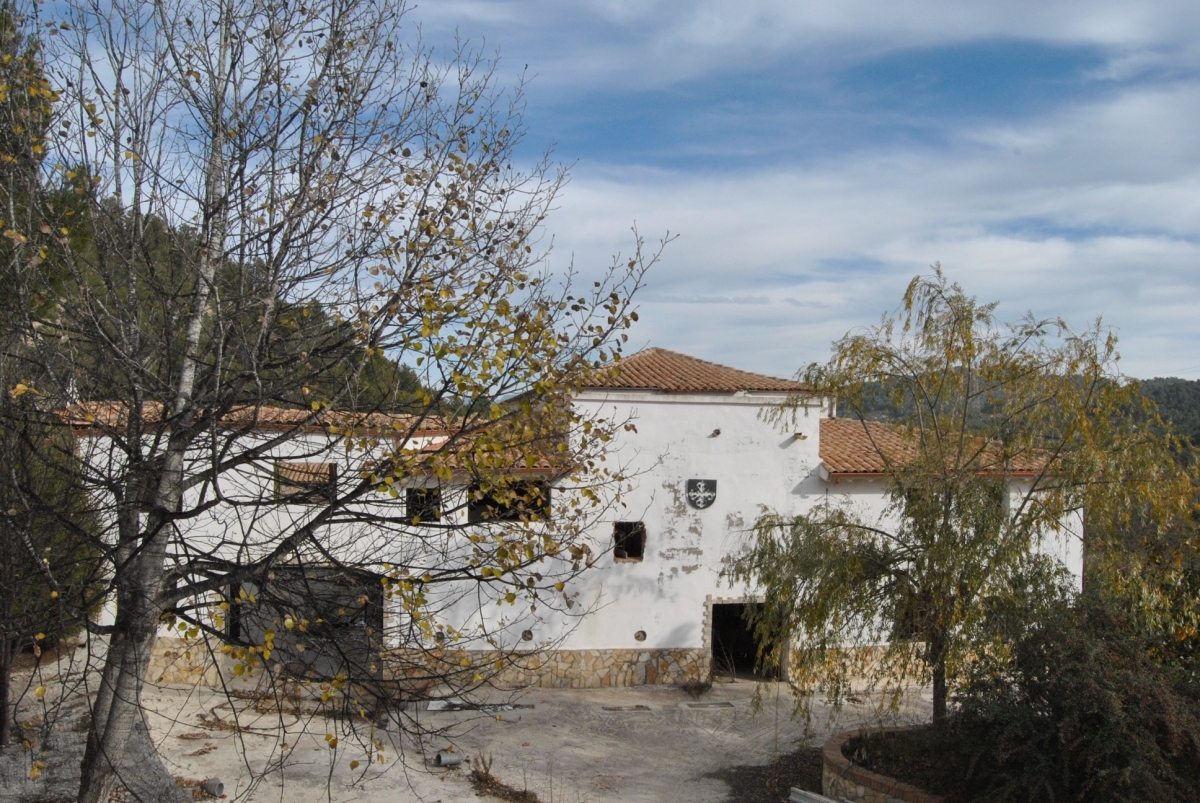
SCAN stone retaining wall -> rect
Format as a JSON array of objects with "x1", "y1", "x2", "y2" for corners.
[{"x1": 822, "y1": 729, "x2": 944, "y2": 803}]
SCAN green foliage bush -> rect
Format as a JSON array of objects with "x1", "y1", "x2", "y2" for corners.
[
  {"x1": 0, "y1": 408, "x2": 107, "y2": 651},
  {"x1": 952, "y1": 596, "x2": 1200, "y2": 803}
]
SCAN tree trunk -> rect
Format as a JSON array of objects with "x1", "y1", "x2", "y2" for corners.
[
  {"x1": 76, "y1": 5, "x2": 231, "y2": 799},
  {"x1": 77, "y1": 543, "x2": 173, "y2": 803},
  {"x1": 929, "y1": 627, "x2": 948, "y2": 723},
  {"x1": 931, "y1": 659, "x2": 947, "y2": 723},
  {"x1": 0, "y1": 636, "x2": 12, "y2": 747}
]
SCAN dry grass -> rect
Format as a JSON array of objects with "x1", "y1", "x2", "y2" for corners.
[{"x1": 468, "y1": 753, "x2": 540, "y2": 802}]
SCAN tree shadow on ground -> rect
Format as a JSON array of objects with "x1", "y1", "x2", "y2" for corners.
[{"x1": 707, "y1": 746, "x2": 824, "y2": 803}]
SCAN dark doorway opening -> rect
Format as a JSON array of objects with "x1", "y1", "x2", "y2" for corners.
[
  {"x1": 710, "y1": 602, "x2": 781, "y2": 680},
  {"x1": 229, "y1": 566, "x2": 383, "y2": 682}
]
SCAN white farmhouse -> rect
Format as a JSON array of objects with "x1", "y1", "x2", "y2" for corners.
[
  {"x1": 78, "y1": 348, "x2": 1081, "y2": 689},
  {"x1": 493, "y1": 347, "x2": 1083, "y2": 687}
]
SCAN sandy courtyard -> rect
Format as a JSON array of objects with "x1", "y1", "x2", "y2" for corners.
[{"x1": 1, "y1": 646, "x2": 926, "y2": 803}]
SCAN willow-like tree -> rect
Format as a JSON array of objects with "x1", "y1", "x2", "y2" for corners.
[
  {"x1": 0, "y1": 1, "x2": 659, "y2": 801},
  {"x1": 727, "y1": 268, "x2": 1194, "y2": 723}
]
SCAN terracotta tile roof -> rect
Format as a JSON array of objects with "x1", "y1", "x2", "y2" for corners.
[
  {"x1": 819, "y1": 418, "x2": 1043, "y2": 478},
  {"x1": 61, "y1": 402, "x2": 448, "y2": 436},
  {"x1": 819, "y1": 419, "x2": 918, "y2": 475},
  {"x1": 64, "y1": 402, "x2": 564, "y2": 476},
  {"x1": 584, "y1": 347, "x2": 807, "y2": 394}
]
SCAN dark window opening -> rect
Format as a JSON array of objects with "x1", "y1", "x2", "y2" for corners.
[
  {"x1": 406, "y1": 487, "x2": 442, "y2": 523},
  {"x1": 228, "y1": 566, "x2": 382, "y2": 682},
  {"x1": 613, "y1": 521, "x2": 646, "y2": 562},
  {"x1": 710, "y1": 602, "x2": 782, "y2": 680},
  {"x1": 467, "y1": 480, "x2": 551, "y2": 523},
  {"x1": 275, "y1": 461, "x2": 337, "y2": 503}
]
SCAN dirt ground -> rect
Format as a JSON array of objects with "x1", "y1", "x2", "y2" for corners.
[
  {"x1": 139, "y1": 681, "x2": 855, "y2": 803},
  {"x1": 1, "y1": 645, "x2": 929, "y2": 803}
]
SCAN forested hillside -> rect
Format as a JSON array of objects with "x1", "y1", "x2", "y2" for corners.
[
  {"x1": 847, "y1": 376, "x2": 1200, "y2": 445},
  {"x1": 1140, "y1": 378, "x2": 1200, "y2": 444}
]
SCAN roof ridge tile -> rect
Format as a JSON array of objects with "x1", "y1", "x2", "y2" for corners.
[{"x1": 585, "y1": 347, "x2": 806, "y2": 394}]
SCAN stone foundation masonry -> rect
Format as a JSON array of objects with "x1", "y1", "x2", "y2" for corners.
[
  {"x1": 477, "y1": 648, "x2": 706, "y2": 689},
  {"x1": 147, "y1": 638, "x2": 707, "y2": 690}
]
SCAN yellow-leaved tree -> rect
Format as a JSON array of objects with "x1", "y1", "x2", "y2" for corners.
[
  {"x1": 727, "y1": 268, "x2": 1196, "y2": 723},
  {"x1": 0, "y1": 1, "x2": 664, "y2": 800}
]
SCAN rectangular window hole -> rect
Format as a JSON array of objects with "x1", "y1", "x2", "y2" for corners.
[
  {"x1": 685, "y1": 701, "x2": 734, "y2": 709},
  {"x1": 468, "y1": 480, "x2": 551, "y2": 523},
  {"x1": 601, "y1": 704, "x2": 651, "y2": 711},
  {"x1": 613, "y1": 521, "x2": 646, "y2": 562},
  {"x1": 406, "y1": 487, "x2": 442, "y2": 523}
]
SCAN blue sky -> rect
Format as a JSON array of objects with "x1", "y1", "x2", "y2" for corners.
[{"x1": 418, "y1": 0, "x2": 1200, "y2": 379}]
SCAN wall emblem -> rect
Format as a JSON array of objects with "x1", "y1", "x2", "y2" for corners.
[{"x1": 686, "y1": 479, "x2": 717, "y2": 510}]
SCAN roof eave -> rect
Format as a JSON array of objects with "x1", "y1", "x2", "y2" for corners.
[{"x1": 821, "y1": 467, "x2": 1041, "y2": 483}]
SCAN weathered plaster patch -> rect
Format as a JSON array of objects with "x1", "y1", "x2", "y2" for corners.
[
  {"x1": 657, "y1": 546, "x2": 704, "y2": 560},
  {"x1": 662, "y1": 480, "x2": 686, "y2": 517}
]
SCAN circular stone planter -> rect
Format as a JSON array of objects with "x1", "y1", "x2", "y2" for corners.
[{"x1": 821, "y1": 728, "x2": 945, "y2": 803}]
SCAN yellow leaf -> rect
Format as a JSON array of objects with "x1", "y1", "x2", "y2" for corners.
[
  {"x1": 34, "y1": 685, "x2": 45, "y2": 699},
  {"x1": 349, "y1": 760, "x2": 360, "y2": 770}
]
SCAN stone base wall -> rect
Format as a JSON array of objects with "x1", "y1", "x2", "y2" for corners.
[
  {"x1": 148, "y1": 638, "x2": 708, "y2": 691},
  {"x1": 481, "y1": 648, "x2": 707, "y2": 689},
  {"x1": 822, "y1": 729, "x2": 944, "y2": 803},
  {"x1": 381, "y1": 647, "x2": 707, "y2": 689}
]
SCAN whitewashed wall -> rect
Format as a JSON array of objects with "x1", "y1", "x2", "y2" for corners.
[
  {"x1": 82, "y1": 399, "x2": 1084, "y2": 652},
  {"x1": 524, "y1": 390, "x2": 834, "y2": 653},
  {"x1": 505, "y1": 392, "x2": 1084, "y2": 654}
]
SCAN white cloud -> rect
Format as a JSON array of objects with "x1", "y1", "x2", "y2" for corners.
[
  {"x1": 418, "y1": 0, "x2": 1200, "y2": 92},
  {"x1": 544, "y1": 80, "x2": 1200, "y2": 378},
  {"x1": 407, "y1": 2, "x2": 1200, "y2": 379}
]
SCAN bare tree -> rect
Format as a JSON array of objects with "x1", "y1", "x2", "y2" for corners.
[{"x1": 0, "y1": 1, "x2": 659, "y2": 800}]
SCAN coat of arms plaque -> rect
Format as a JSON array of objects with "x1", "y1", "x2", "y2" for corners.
[{"x1": 685, "y1": 479, "x2": 717, "y2": 510}]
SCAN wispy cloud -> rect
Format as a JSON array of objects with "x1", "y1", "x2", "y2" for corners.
[{"x1": 415, "y1": 1, "x2": 1200, "y2": 379}]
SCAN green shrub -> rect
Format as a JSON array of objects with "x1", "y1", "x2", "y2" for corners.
[{"x1": 954, "y1": 598, "x2": 1200, "y2": 803}]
